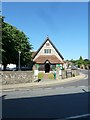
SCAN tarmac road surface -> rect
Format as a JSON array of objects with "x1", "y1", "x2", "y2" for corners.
[{"x1": 2, "y1": 69, "x2": 89, "y2": 119}]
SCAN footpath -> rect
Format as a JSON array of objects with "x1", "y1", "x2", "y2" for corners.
[{"x1": 1, "y1": 73, "x2": 86, "y2": 91}]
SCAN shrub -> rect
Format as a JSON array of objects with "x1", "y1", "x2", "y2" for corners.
[
  {"x1": 62, "y1": 67, "x2": 65, "y2": 70},
  {"x1": 48, "y1": 73, "x2": 54, "y2": 79},
  {"x1": 72, "y1": 74, "x2": 75, "y2": 77},
  {"x1": 38, "y1": 72, "x2": 44, "y2": 79}
]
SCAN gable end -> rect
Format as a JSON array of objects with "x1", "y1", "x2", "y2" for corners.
[{"x1": 33, "y1": 37, "x2": 64, "y2": 60}]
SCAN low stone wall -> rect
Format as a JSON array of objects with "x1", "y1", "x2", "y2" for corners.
[
  {"x1": 62, "y1": 70, "x2": 79, "y2": 79},
  {"x1": 0, "y1": 70, "x2": 80, "y2": 85},
  {"x1": 0, "y1": 71, "x2": 33, "y2": 85}
]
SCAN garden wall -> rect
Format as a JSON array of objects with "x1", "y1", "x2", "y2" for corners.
[
  {"x1": 61, "y1": 70, "x2": 79, "y2": 79},
  {"x1": 0, "y1": 70, "x2": 79, "y2": 85},
  {"x1": 0, "y1": 71, "x2": 33, "y2": 85}
]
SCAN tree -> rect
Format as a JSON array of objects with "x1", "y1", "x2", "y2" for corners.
[
  {"x1": 2, "y1": 17, "x2": 33, "y2": 70},
  {"x1": 79, "y1": 56, "x2": 83, "y2": 61},
  {"x1": 0, "y1": 16, "x2": 4, "y2": 64},
  {"x1": 77, "y1": 56, "x2": 84, "y2": 67}
]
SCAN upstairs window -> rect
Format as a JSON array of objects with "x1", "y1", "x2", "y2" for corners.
[
  {"x1": 46, "y1": 43, "x2": 49, "y2": 46},
  {"x1": 44, "y1": 49, "x2": 51, "y2": 54}
]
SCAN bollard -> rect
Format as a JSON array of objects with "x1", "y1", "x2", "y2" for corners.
[{"x1": 54, "y1": 72, "x2": 56, "y2": 79}]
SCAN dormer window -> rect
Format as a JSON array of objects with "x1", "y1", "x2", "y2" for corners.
[
  {"x1": 44, "y1": 49, "x2": 51, "y2": 54},
  {"x1": 46, "y1": 43, "x2": 49, "y2": 46}
]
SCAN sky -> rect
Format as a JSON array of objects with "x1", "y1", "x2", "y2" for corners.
[{"x1": 2, "y1": 2, "x2": 88, "y2": 60}]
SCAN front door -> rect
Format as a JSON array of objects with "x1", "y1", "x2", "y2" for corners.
[{"x1": 45, "y1": 63, "x2": 50, "y2": 73}]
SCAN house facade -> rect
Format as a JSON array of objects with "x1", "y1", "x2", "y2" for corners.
[{"x1": 33, "y1": 37, "x2": 64, "y2": 73}]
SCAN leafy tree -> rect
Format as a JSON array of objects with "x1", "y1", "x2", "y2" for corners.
[
  {"x1": 0, "y1": 34, "x2": 1, "y2": 64},
  {"x1": 66, "y1": 56, "x2": 90, "y2": 69},
  {"x1": 79, "y1": 56, "x2": 83, "y2": 61},
  {"x1": 77, "y1": 56, "x2": 84, "y2": 67},
  {"x1": 2, "y1": 17, "x2": 33, "y2": 70}
]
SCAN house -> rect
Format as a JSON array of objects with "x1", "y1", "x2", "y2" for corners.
[
  {"x1": 63, "y1": 60, "x2": 73, "y2": 69},
  {"x1": 32, "y1": 37, "x2": 64, "y2": 73}
]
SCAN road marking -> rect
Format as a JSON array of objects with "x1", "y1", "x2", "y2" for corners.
[
  {"x1": 55, "y1": 87, "x2": 64, "y2": 89},
  {"x1": 84, "y1": 75, "x2": 88, "y2": 79},
  {"x1": 57, "y1": 113, "x2": 90, "y2": 120},
  {"x1": 82, "y1": 88, "x2": 88, "y2": 93}
]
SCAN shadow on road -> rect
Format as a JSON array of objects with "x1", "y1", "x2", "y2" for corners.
[{"x1": 2, "y1": 92, "x2": 90, "y2": 120}]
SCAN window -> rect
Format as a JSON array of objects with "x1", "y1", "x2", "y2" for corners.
[
  {"x1": 46, "y1": 43, "x2": 49, "y2": 46},
  {"x1": 44, "y1": 49, "x2": 51, "y2": 54}
]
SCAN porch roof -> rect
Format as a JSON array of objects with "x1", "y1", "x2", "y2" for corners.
[{"x1": 34, "y1": 55, "x2": 64, "y2": 64}]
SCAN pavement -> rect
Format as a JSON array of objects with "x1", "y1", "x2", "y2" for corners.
[{"x1": 1, "y1": 72, "x2": 86, "y2": 91}]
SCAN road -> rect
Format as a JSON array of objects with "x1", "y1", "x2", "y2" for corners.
[{"x1": 2, "y1": 69, "x2": 89, "y2": 119}]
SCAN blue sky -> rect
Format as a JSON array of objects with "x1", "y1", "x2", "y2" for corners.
[{"x1": 2, "y1": 2, "x2": 88, "y2": 60}]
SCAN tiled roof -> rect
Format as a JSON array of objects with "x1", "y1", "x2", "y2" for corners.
[{"x1": 34, "y1": 55, "x2": 64, "y2": 64}]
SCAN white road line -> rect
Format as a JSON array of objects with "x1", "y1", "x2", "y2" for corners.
[
  {"x1": 55, "y1": 87, "x2": 64, "y2": 89},
  {"x1": 84, "y1": 75, "x2": 88, "y2": 79},
  {"x1": 57, "y1": 113, "x2": 90, "y2": 120}
]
